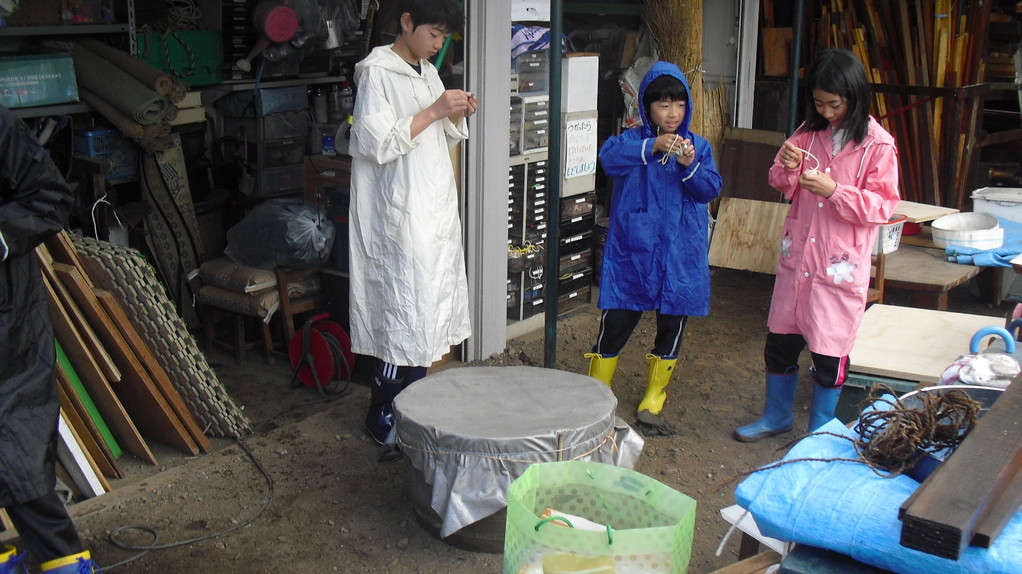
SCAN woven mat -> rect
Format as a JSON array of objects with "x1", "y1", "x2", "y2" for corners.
[
  {"x1": 72, "y1": 235, "x2": 251, "y2": 439},
  {"x1": 140, "y1": 133, "x2": 206, "y2": 328}
]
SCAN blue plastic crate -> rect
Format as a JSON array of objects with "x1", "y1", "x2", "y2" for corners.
[{"x1": 73, "y1": 129, "x2": 139, "y2": 183}]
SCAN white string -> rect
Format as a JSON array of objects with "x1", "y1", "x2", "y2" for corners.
[
  {"x1": 90, "y1": 193, "x2": 125, "y2": 240},
  {"x1": 659, "y1": 133, "x2": 681, "y2": 165},
  {"x1": 795, "y1": 146, "x2": 821, "y2": 174}
]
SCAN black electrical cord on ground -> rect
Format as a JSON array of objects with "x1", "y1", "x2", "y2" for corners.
[{"x1": 98, "y1": 381, "x2": 351, "y2": 570}]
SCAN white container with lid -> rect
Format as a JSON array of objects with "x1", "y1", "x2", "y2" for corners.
[{"x1": 971, "y1": 187, "x2": 1022, "y2": 223}]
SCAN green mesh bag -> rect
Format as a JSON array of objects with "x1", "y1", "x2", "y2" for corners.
[{"x1": 503, "y1": 461, "x2": 696, "y2": 574}]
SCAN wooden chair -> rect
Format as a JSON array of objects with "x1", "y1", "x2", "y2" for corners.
[
  {"x1": 866, "y1": 251, "x2": 887, "y2": 306},
  {"x1": 275, "y1": 267, "x2": 323, "y2": 346},
  {"x1": 199, "y1": 265, "x2": 323, "y2": 364}
]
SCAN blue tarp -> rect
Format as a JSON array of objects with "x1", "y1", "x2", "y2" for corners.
[
  {"x1": 945, "y1": 215, "x2": 1022, "y2": 267},
  {"x1": 735, "y1": 418, "x2": 1022, "y2": 573}
]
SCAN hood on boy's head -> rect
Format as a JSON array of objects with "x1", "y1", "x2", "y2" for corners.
[{"x1": 638, "y1": 61, "x2": 693, "y2": 137}]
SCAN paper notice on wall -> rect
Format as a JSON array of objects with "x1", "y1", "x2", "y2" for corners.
[
  {"x1": 564, "y1": 117, "x2": 597, "y2": 179},
  {"x1": 512, "y1": 0, "x2": 550, "y2": 22}
]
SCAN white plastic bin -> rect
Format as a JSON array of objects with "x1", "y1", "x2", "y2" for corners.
[
  {"x1": 971, "y1": 187, "x2": 1022, "y2": 223},
  {"x1": 970, "y1": 187, "x2": 1022, "y2": 300}
]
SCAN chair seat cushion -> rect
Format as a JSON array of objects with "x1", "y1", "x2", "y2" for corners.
[
  {"x1": 197, "y1": 285, "x2": 280, "y2": 321},
  {"x1": 199, "y1": 257, "x2": 277, "y2": 294}
]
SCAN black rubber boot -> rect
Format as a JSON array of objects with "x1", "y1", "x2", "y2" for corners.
[{"x1": 364, "y1": 368, "x2": 404, "y2": 445}]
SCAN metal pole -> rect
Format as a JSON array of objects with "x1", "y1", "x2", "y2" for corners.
[
  {"x1": 544, "y1": 0, "x2": 563, "y2": 368},
  {"x1": 787, "y1": 0, "x2": 806, "y2": 135}
]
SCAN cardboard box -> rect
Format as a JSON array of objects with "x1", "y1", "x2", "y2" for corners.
[{"x1": 0, "y1": 51, "x2": 79, "y2": 109}]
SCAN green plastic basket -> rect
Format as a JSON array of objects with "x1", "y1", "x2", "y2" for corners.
[{"x1": 503, "y1": 460, "x2": 696, "y2": 574}]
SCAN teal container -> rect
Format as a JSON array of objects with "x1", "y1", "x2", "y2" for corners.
[{"x1": 137, "y1": 30, "x2": 223, "y2": 87}]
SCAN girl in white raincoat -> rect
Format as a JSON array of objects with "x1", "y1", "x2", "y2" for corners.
[
  {"x1": 734, "y1": 48, "x2": 900, "y2": 442},
  {"x1": 347, "y1": 0, "x2": 477, "y2": 449}
]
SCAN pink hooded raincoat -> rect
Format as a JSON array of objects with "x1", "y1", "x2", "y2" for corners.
[{"x1": 766, "y1": 116, "x2": 900, "y2": 357}]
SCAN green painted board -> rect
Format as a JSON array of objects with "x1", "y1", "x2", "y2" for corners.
[{"x1": 55, "y1": 338, "x2": 122, "y2": 458}]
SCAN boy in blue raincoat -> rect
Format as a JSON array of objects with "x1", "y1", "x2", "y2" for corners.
[{"x1": 585, "y1": 61, "x2": 722, "y2": 435}]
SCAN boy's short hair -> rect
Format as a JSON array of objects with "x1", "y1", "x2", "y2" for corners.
[
  {"x1": 642, "y1": 75, "x2": 687, "y2": 115},
  {"x1": 395, "y1": 0, "x2": 465, "y2": 33}
]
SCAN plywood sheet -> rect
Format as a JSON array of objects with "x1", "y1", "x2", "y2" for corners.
[
  {"x1": 718, "y1": 128, "x2": 787, "y2": 202},
  {"x1": 896, "y1": 200, "x2": 959, "y2": 223},
  {"x1": 54, "y1": 263, "x2": 199, "y2": 456},
  {"x1": 849, "y1": 304, "x2": 1001, "y2": 383},
  {"x1": 709, "y1": 197, "x2": 790, "y2": 274}
]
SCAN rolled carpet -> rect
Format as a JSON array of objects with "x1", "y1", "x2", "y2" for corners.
[
  {"x1": 71, "y1": 41, "x2": 169, "y2": 125},
  {"x1": 77, "y1": 37, "x2": 176, "y2": 97}
]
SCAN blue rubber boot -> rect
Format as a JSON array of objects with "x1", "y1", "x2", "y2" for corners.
[
  {"x1": 733, "y1": 370, "x2": 798, "y2": 442},
  {"x1": 40, "y1": 551, "x2": 102, "y2": 573},
  {"x1": 0, "y1": 545, "x2": 28, "y2": 574},
  {"x1": 808, "y1": 383, "x2": 843, "y2": 432}
]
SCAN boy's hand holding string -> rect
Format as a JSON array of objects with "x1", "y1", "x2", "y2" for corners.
[{"x1": 653, "y1": 133, "x2": 696, "y2": 167}]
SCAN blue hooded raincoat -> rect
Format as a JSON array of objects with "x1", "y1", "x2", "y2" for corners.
[{"x1": 597, "y1": 61, "x2": 722, "y2": 316}]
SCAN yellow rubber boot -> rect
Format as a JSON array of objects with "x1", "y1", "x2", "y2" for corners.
[
  {"x1": 40, "y1": 551, "x2": 100, "y2": 573},
  {"x1": 637, "y1": 354, "x2": 678, "y2": 416},
  {"x1": 585, "y1": 353, "x2": 618, "y2": 387},
  {"x1": 1, "y1": 545, "x2": 27, "y2": 574}
]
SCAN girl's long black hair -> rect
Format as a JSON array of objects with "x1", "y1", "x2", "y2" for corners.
[{"x1": 800, "y1": 48, "x2": 871, "y2": 144}]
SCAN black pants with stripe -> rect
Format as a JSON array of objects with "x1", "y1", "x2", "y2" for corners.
[
  {"x1": 591, "y1": 309, "x2": 688, "y2": 358},
  {"x1": 764, "y1": 332, "x2": 848, "y2": 388}
]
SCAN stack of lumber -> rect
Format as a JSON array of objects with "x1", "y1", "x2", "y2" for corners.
[
  {"x1": 898, "y1": 379, "x2": 1022, "y2": 559},
  {"x1": 805, "y1": 0, "x2": 999, "y2": 210},
  {"x1": 36, "y1": 231, "x2": 251, "y2": 501}
]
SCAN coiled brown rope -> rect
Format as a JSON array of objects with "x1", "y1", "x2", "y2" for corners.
[
  {"x1": 719, "y1": 385, "x2": 982, "y2": 490},
  {"x1": 852, "y1": 385, "x2": 981, "y2": 477}
]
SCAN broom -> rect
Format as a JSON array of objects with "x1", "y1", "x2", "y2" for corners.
[{"x1": 643, "y1": 0, "x2": 727, "y2": 155}]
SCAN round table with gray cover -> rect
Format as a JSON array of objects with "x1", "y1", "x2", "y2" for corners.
[{"x1": 394, "y1": 366, "x2": 644, "y2": 552}]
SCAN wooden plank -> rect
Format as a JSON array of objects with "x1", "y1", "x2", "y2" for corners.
[
  {"x1": 57, "y1": 379, "x2": 122, "y2": 479},
  {"x1": 53, "y1": 263, "x2": 200, "y2": 456},
  {"x1": 850, "y1": 304, "x2": 1000, "y2": 384},
  {"x1": 44, "y1": 277, "x2": 157, "y2": 466},
  {"x1": 56, "y1": 411, "x2": 107, "y2": 499},
  {"x1": 37, "y1": 246, "x2": 121, "y2": 384},
  {"x1": 760, "y1": 28, "x2": 793, "y2": 77},
  {"x1": 44, "y1": 230, "x2": 94, "y2": 288},
  {"x1": 708, "y1": 551, "x2": 782, "y2": 574},
  {"x1": 972, "y1": 466, "x2": 1022, "y2": 548},
  {"x1": 95, "y1": 289, "x2": 212, "y2": 453},
  {"x1": 893, "y1": 200, "x2": 958, "y2": 223},
  {"x1": 899, "y1": 377, "x2": 1022, "y2": 559},
  {"x1": 56, "y1": 340, "x2": 121, "y2": 459},
  {"x1": 709, "y1": 198, "x2": 789, "y2": 275},
  {"x1": 718, "y1": 128, "x2": 787, "y2": 202}
]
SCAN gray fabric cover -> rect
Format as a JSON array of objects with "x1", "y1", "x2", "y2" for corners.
[{"x1": 394, "y1": 366, "x2": 644, "y2": 538}]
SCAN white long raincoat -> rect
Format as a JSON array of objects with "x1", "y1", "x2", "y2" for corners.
[{"x1": 347, "y1": 45, "x2": 471, "y2": 366}]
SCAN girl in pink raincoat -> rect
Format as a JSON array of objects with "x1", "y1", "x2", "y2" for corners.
[{"x1": 735, "y1": 48, "x2": 900, "y2": 442}]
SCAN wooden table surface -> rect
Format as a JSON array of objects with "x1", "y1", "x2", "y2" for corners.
[
  {"x1": 883, "y1": 245, "x2": 985, "y2": 310},
  {"x1": 850, "y1": 304, "x2": 1001, "y2": 383}
]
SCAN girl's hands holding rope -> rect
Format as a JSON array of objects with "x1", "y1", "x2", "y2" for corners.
[
  {"x1": 780, "y1": 141, "x2": 836, "y2": 198},
  {"x1": 799, "y1": 169, "x2": 837, "y2": 198},
  {"x1": 779, "y1": 141, "x2": 803, "y2": 170}
]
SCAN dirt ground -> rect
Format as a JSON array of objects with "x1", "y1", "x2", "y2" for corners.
[{"x1": 48, "y1": 266, "x2": 1010, "y2": 573}]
